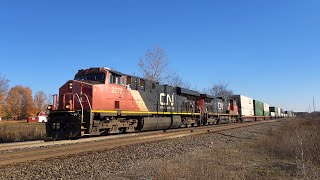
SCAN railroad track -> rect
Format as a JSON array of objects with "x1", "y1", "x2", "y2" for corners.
[
  {"x1": 0, "y1": 120, "x2": 279, "y2": 166},
  {"x1": 0, "y1": 123, "x2": 234, "y2": 151}
]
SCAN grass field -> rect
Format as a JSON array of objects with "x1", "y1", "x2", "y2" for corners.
[
  {"x1": 156, "y1": 116, "x2": 320, "y2": 179},
  {"x1": 259, "y1": 115, "x2": 320, "y2": 179},
  {"x1": 0, "y1": 121, "x2": 46, "y2": 143}
]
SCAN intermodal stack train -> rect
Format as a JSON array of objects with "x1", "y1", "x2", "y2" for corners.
[{"x1": 46, "y1": 67, "x2": 294, "y2": 139}]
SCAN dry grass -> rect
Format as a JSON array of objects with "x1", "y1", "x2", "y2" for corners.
[
  {"x1": 155, "y1": 117, "x2": 320, "y2": 180},
  {"x1": 259, "y1": 116, "x2": 320, "y2": 179},
  {"x1": 155, "y1": 146, "x2": 292, "y2": 180},
  {"x1": 155, "y1": 148, "x2": 249, "y2": 180},
  {"x1": 0, "y1": 121, "x2": 46, "y2": 143}
]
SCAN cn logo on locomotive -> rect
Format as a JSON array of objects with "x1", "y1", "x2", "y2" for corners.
[{"x1": 159, "y1": 93, "x2": 175, "y2": 108}]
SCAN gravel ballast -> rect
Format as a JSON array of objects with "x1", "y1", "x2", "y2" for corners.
[{"x1": 0, "y1": 120, "x2": 290, "y2": 179}]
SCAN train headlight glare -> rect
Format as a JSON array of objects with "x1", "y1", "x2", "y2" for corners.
[
  {"x1": 65, "y1": 105, "x2": 70, "y2": 109},
  {"x1": 47, "y1": 105, "x2": 52, "y2": 110},
  {"x1": 69, "y1": 82, "x2": 73, "y2": 89}
]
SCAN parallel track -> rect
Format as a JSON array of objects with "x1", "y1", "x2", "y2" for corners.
[{"x1": 0, "y1": 120, "x2": 280, "y2": 166}]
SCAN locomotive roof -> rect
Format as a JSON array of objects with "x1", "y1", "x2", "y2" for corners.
[
  {"x1": 200, "y1": 94, "x2": 215, "y2": 99},
  {"x1": 79, "y1": 67, "x2": 203, "y2": 95},
  {"x1": 177, "y1": 87, "x2": 200, "y2": 97}
]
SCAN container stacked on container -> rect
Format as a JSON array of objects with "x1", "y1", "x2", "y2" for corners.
[
  {"x1": 263, "y1": 103, "x2": 270, "y2": 117},
  {"x1": 269, "y1": 107, "x2": 277, "y2": 117}
]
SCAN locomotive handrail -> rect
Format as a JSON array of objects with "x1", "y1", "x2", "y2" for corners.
[
  {"x1": 83, "y1": 93, "x2": 92, "y2": 111},
  {"x1": 74, "y1": 93, "x2": 84, "y2": 124}
]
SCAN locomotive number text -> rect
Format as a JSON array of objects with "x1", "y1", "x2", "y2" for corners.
[{"x1": 111, "y1": 87, "x2": 123, "y2": 94}]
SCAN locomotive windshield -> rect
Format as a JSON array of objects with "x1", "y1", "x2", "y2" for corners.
[{"x1": 74, "y1": 73, "x2": 106, "y2": 84}]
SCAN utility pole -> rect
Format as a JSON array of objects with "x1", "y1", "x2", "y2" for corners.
[{"x1": 313, "y1": 96, "x2": 316, "y2": 112}]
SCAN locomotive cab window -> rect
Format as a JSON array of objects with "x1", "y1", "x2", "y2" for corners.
[
  {"x1": 116, "y1": 76, "x2": 120, "y2": 84},
  {"x1": 75, "y1": 73, "x2": 105, "y2": 84},
  {"x1": 121, "y1": 77, "x2": 125, "y2": 86},
  {"x1": 109, "y1": 73, "x2": 122, "y2": 85}
]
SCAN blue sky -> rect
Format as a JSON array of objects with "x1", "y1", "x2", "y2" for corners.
[{"x1": 0, "y1": 0, "x2": 319, "y2": 112}]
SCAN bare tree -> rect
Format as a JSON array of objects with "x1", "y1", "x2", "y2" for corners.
[
  {"x1": 0, "y1": 74, "x2": 9, "y2": 118},
  {"x1": 34, "y1": 91, "x2": 49, "y2": 112},
  {"x1": 168, "y1": 74, "x2": 191, "y2": 89},
  {"x1": 138, "y1": 47, "x2": 173, "y2": 83},
  {"x1": 203, "y1": 82, "x2": 233, "y2": 97}
]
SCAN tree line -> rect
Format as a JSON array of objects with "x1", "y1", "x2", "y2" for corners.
[{"x1": 0, "y1": 75, "x2": 48, "y2": 120}]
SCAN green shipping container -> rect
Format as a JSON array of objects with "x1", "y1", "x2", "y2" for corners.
[
  {"x1": 270, "y1": 107, "x2": 279, "y2": 116},
  {"x1": 264, "y1": 111, "x2": 270, "y2": 116},
  {"x1": 269, "y1": 107, "x2": 275, "y2": 112},
  {"x1": 254, "y1": 100, "x2": 264, "y2": 116}
]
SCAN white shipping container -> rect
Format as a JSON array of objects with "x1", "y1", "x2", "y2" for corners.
[
  {"x1": 232, "y1": 95, "x2": 254, "y2": 116},
  {"x1": 240, "y1": 108, "x2": 254, "y2": 116},
  {"x1": 277, "y1": 108, "x2": 281, "y2": 116},
  {"x1": 239, "y1": 95, "x2": 254, "y2": 110},
  {"x1": 270, "y1": 112, "x2": 276, "y2": 117},
  {"x1": 263, "y1": 103, "x2": 270, "y2": 112}
]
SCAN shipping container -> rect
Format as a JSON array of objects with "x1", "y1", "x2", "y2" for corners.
[
  {"x1": 285, "y1": 111, "x2": 293, "y2": 117},
  {"x1": 270, "y1": 112, "x2": 276, "y2": 117},
  {"x1": 231, "y1": 95, "x2": 254, "y2": 116},
  {"x1": 253, "y1": 100, "x2": 264, "y2": 116},
  {"x1": 277, "y1": 108, "x2": 281, "y2": 117},
  {"x1": 269, "y1": 107, "x2": 279, "y2": 117},
  {"x1": 263, "y1": 103, "x2": 270, "y2": 116}
]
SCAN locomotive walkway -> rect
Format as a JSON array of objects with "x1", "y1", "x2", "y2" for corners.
[{"x1": 0, "y1": 120, "x2": 281, "y2": 166}]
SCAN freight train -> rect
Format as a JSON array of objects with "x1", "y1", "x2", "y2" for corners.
[{"x1": 46, "y1": 67, "x2": 293, "y2": 139}]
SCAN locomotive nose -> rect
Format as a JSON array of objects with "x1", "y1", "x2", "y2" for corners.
[{"x1": 59, "y1": 80, "x2": 93, "y2": 111}]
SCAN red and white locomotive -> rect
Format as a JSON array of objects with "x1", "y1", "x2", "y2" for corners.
[{"x1": 46, "y1": 67, "x2": 239, "y2": 139}]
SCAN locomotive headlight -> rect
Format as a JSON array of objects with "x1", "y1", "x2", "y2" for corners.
[
  {"x1": 68, "y1": 82, "x2": 73, "y2": 90},
  {"x1": 65, "y1": 104, "x2": 70, "y2": 110},
  {"x1": 47, "y1": 105, "x2": 52, "y2": 110}
]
